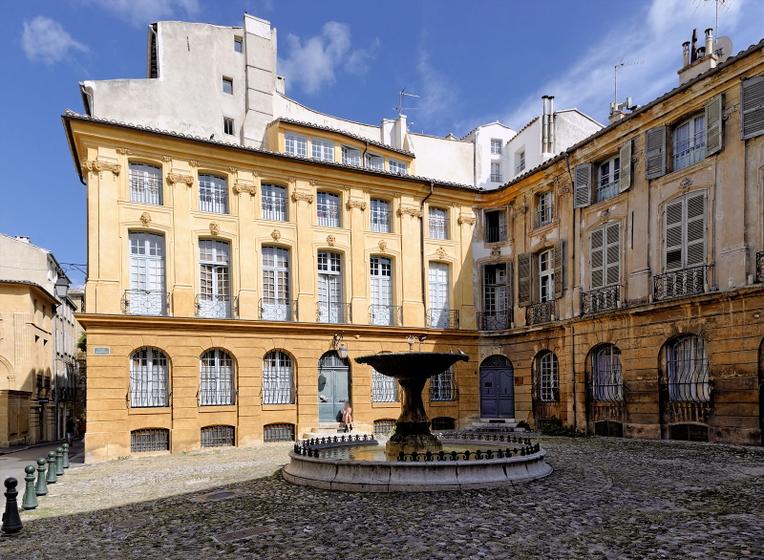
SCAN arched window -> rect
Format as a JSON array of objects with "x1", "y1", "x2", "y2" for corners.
[
  {"x1": 536, "y1": 351, "x2": 559, "y2": 402},
  {"x1": 201, "y1": 425, "x2": 235, "y2": 448},
  {"x1": 430, "y1": 366, "x2": 455, "y2": 401},
  {"x1": 129, "y1": 347, "x2": 169, "y2": 407},
  {"x1": 591, "y1": 344, "x2": 623, "y2": 402},
  {"x1": 263, "y1": 350, "x2": 294, "y2": 404},
  {"x1": 200, "y1": 349, "x2": 235, "y2": 405},
  {"x1": 666, "y1": 335, "x2": 710, "y2": 402}
]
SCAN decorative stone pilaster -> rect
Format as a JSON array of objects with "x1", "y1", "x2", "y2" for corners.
[{"x1": 346, "y1": 198, "x2": 367, "y2": 211}]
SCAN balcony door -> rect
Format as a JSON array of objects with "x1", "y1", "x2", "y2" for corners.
[
  {"x1": 317, "y1": 251, "x2": 343, "y2": 322},
  {"x1": 429, "y1": 262, "x2": 449, "y2": 328},
  {"x1": 370, "y1": 256, "x2": 392, "y2": 325},
  {"x1": 128, "y1": 233, "x2": 166, "y2": 315},
  {"x1": 262, "y1": 247, "x2": 290, "y2": 320},
  {"x1": 199, "y1": 240, "x2": 230, "y2": 318}
]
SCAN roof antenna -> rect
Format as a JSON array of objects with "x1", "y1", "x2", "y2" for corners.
[
  {"x1": 613, "y1": 58, "x2": 644, "y2": 106},
  {"x1": 395, "y1": 88, "x2": 420, "y2": 116}
]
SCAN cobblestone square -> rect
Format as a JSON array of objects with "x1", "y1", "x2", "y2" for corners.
[{"x1": 1, "y1": 437, "x2": 762, "y2": 559}]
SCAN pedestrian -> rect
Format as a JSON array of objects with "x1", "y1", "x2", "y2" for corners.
[
  {"x1": 66, "y1": 417, "x2": 75, "y2": 445},
  {"x1": 341, "y1": 402, "x2": 353, "y2": 433}
]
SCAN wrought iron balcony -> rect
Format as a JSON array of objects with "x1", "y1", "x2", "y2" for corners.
[
  {"x1": 195, "y1": 294, "x2": 233, "y2": 319},
  {"x1": 653, "y1": 265, "x2": 709, "y2": 302},
  {"x1": 259, "y1": 298, "x2": 298, "y2": 321},
  {"x1": 426, "y1": 308, "x2": 460, "y2": 329},
  {"x1": 121, "y1": 289, "x2": 170, "y2": 316},
  {"x1": 477, "y1": 311, "x2": 512, "y2": 331},
  {"x1": 526, "y1": 301, "x2": 556, "y2": 326},
  {"x1": 368, "y1": 304, "x2": 402, "y2": 326},
  {"x1": 581, "y1": 285, "x2": 621, "y2": 315},
  {"x1": 756, "y1": 251, "x2": 764, "y2": 283},
  {"x1": 316, "y1": 301, "x2": 351, "y2": 324}
]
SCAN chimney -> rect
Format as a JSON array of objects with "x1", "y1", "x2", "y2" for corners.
[
  {"x1": 678, "y1": 28, "x2": 718, "y2": 85},
  {"x1": 682, "y1": 41, "x2": 691, "y2": 67},
  {"x1": 541, "y1": 96, "x2": 549, "y2": 155},
  {"x1": 548, "y1": 95, "x2": 555, "y2": 154},
  {"x1": 705, "y1": 27, "x2": 714, "y2": 57}
]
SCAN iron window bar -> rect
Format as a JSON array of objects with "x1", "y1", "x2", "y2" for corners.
[
  {"x1": 316, "y1": 301, "x2": 351, "y2": 324},
  {"x1": 371, "y1": 370, "x2": 399, "y2": 403},
  {"x1": 264, "y1": 423, "x2": 295, "y2": 442},
  {"x1": 756, "y1": 251, "x2": 764, "y2": 283},
  {"x1": 373, "y1": 419, "x2": 396, "y2": 437},
  {"x1": 581, "y1": 285, "x2": 621, "y2": 315},
  {"x1": 259, "y1": 298, "x2": 298, "y2": 321},
  {"x1": 429, "y1": 370, "x2": 457, "y2": 401},
  {"x1": 653, "y1": 265, "x2": 709, "y2": 302},
  {"x1": 121, "y1": 289, "x2": 170, "y2": 316},
  {"x1": 201, "y1": 425, "x2": 235, "y2": 448},
  {"x1": 526, "y1": 301, "x2": 556, "y2": 326},
  {"x1": 426, "y1": 308, "x2": 460, "y2": 329},
  {"x1": 368, "y1": 305, "x2": 402, "y2": 326},
  {"x1": 130, "y1": 428, "x2": 169, "y2": 453},
  {"x1": 195, "y1": 294, "x2": 232, "y2": 319},
  {"x1": 477, "y1": 311, "x2": 512, "y2": 331}
]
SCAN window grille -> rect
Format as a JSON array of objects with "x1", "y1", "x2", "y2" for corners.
[
  {"x1": 200, "y1": 349, "x2": 235, "y2": 405},
  {"x1": 597, "y1": 156, "x2": 620, "y2": 201},
  {"x1": 130, "y1": 347, "x2": 169, "y2": 407},
  {"x1": 672, "y1": 115, "x2": 705, "y2": 171},
  {"x1": 371, "y1": 368, "x2": 398, "y2": 402},
  {"x1": 317, "y1": 192, "x2": 341, "y2": 227},
  {"x1": 199, "y1": 174, "x2": 228, "y2": 214},
  {"x1": 264, "y1": 423, "x2": 295, "y2": 442},
  {"x1": 431, "y1": 417, "x2": 456, "y2": 431},
  {"x1": 285, "y1": 134, "x2": 307, "y2": 157},
  {"x1": 262, "y1": 351, "x2": 293, "y2": 404},
  {"x1": 429, "y1": 207, "x2": 448, "y2": 239},
  {"x1": 537, "y1": 351, "x2": 559, "y2": 402},
  {"x1": 201, "y1": 425, "x2": 235, "y2": 447},
  {"x1": 666, "y1": 336, "x2": 710, "y2": 402},
  {"x1": 261, "y1": 184, "x2": 288, "y2": 221},
  {"x1": 490, "y1": 161, "x2": 502, "y2": 182},
  {"x1": 373, "y1": 419, "x2": 396, "y2": 436},
  {"x1": 590, "y1": 345, "x2": 623, "y2": 402},
  {"x1": 311, "y1": 138, "x2": 335, "y2": 162},
  {"x1": 430, "y1": 367, "x2": 456, "y2": 401},
  {"x1": 389, "y1": 159, "x2": 407, "y2": 175},
  {"x1": 129, "y1": 163, "x2": 162, "y2": 205},
  {"x1": 370, "y1": 199, "x2": 390, "y2": 232},
  {"x1": 131, "y1": 428, "x2": 169, "y2": 452},
  {"x1": 342, "y1": 146, "x2": 361, "y2": 166}
]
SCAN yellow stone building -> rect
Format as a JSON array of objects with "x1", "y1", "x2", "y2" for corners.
[{"x1": 66, "y1": 21, "x2": 764, "y2": 461}]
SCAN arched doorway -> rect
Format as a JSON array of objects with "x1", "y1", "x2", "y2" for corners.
[
  {"x1": 586, "y1": 344, "x2": 625, "y2": 437},
  {"x1": 479, "y1": 355, "x2": 515, "y2": 418},
  {"x1": 318, "y1": 351, "x2": 350, "y2": 423}
]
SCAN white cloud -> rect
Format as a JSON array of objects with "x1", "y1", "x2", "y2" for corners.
[
  {"x1": 415, "y1": 47, "x2": 459, "y2": 129},
  {"x1": 279, "y1": 22, "x2": 380, "y2": 95},
  {"x1": 504, "y1": 0, "x2": 761, "y2": 129},
  {"x1": 85, "y1": 0, "x2": 201, "y2": 27},
  {"x1": 21, "y1": 16, "x2": 88, "y2": 64}
]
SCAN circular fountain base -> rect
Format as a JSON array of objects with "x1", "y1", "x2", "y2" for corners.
[
  {"x1": 283, "y1": 438, "x2": 553, "y2": 492},
  {"x1": 385, "y1": 421, "x2": 442, "y2": 457}
]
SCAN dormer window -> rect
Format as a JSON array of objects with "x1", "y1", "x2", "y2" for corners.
[
  {"x1": 285, "y1": 133, "x2": 307, "y2": 157},
  {"x1": 388, "y1": 159, "x2": 407, "y2": 175},
  {"x1": 342, "y1": 146, "x2": 361, "y2": 166}
]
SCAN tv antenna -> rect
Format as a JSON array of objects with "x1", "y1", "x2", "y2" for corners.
[
  {"x1": 704, "y1": 0, "x2": 729, "y2": 37},
  {"x1": 613, "y1": 58, "x2": 644, "y2": 105},
  {"x1": 395, "y1": 88, "x2": 420, "y2": 116}
]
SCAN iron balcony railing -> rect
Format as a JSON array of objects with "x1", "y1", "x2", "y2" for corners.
[
  {"x1": 526, "y1": 301, "x2": 556, "y2": 326},
  {"x1": 756, "y1": 251, "x2": 764, "y2": 283},
  {"x1": 259, "y1": 298, "x2": 298, "y2": 322},
  {"x1": 368, "y1": 305, "x2": 402, "y2": 326},
  {"x1": 477, "y1": 311, "x2": 512, "y2": 331},
  {"x1": 653, "y1": 265, "x2": 709, "y2": 302},
  {"x1": 581, "y1": 285, "x2": 621, "y2": 315},
  {"x1": 195, "y1": 294, "x2": 234, "y2": 319},
  {"x1": 316, "y1": 301, "x2": 351, "y2": 324},
  {"x1": 121, "y1": 289, "x2": 170, "y2": 316},
  {"x1": 426, "y1": 308, "x2": 460, "y2": 329}
]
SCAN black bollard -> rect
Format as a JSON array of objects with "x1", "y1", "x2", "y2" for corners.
[
  {"x1": 1, "y1": 478, "x2": 22, "y2": 534},
  {"x1": 21, "y1": 466, "x2": 37, "y2": 510},
  {"x1": 46, "y1": 452, "x2": 57, "y2": 484}
]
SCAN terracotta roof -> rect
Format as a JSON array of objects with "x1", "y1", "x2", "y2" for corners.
[
  {"x1": 0, "y1": 279, "x2": 59, "y2": 303},
  {"x1": 274, "y1": 117, "x2": 414, "y2": 157},
  {"x1": 61, "y1": 111, "x2": 480, "y2": 192}
]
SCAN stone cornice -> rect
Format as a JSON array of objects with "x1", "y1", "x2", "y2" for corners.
[
  {"x1": 291, "y1": 190, "x2": 314, "y2": 204},
  {"x1": 167, "y1": 172, "x2": 194, "y2": 186},
  {"x1": 81, "y1": 159, "x2": 121, "y2": 176}
]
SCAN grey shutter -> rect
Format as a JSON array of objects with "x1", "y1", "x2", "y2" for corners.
[
  {"x1": 505, "y1": 261, "x2": 514, "y2": 309},
  {"x1": 517, "y1": 253, "x2": 532, "y2": 307},
  {"x1": 619, "y1": 140, "x2": 632, "y2": 192},
  {"x1": 553, "y1": 240, "x2": 564, "y2": 298},
  {"x1": 605, "y1": 223, "x2": 620, "y2": 286},
  {"x1": 573, "y1": 163, "x2": 592, "y2": 208},
  {"x1": 685, "y1": 193, "x2": 706, "y2": 267},
  {"x1": 704, "y1": 94, "x2": 723, "y2": 156},
  {"x1": 645, "y1": 126, "x2": 667, "y2": 179},
  {"x1": 664, "y1": 200, "x2": 684, "y2": 271},
  {"x1": 498, "y1": 209, "x2": 508, "y2": 242},
  {"x1": 590, "y1": 228, "x2": 605, "y2": 289},
  {"x1": 741, "y1": 75, "x2": 764, "y2": 140}
]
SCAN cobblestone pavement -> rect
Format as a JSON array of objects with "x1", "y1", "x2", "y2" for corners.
[{"x1": 1, "y1": 437, "x2": 762, "y2": 559}]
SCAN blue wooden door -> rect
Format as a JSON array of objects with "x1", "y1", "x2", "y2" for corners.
[
  {"x1": 318, "y1": 352, "x2": 350, "y2": 423},
  {"x1": 480, "y1": 355, "x2": 515, "y2": 418}
]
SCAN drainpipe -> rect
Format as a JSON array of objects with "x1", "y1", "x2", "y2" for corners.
[
  {"x1": 566, "y1": 151, "x2": 578, "y2": 431},
  {"x1": 421, "y1": 182, "x2": 435, "y2": 322},
  {"x1": 548, "y1": 96, "x2": 555, "y2": 154}
]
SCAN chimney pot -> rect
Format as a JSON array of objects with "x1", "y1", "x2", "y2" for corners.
[
  {"x1": 705, "y1": 27, "x2": 714, "y2": 57},
  {"x1": 682, "y1": 41, "x2": 690, "y2": 67}
]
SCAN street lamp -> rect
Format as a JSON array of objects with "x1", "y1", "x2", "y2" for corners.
[{"x1": 55, "y1": 275, "x2": 70, "y2": 299}]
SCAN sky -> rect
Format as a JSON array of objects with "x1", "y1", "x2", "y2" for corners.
[{"x1": 1, "y1": 0, "x2": 762, "y2": 285}]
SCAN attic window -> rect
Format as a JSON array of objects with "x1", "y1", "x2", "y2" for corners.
[
  {"x1": 222, "y1": 77, "x2": 233, "y2": 95},
  {"x1": 234, "y1": 37, "x2": 243, "y2": 53},
  {"x1": 223, "y1": 117, "x2": 234, "y2": 136}
]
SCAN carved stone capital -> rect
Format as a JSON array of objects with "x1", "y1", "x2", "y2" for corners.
[
  {"x1": 291, "y1": 190, "x2": 314, "y2": 204},
  {"x1": 139, "y1": 212, "x2": 152, "y2": 226},
  {"x1": 233, "y1": 181, "x2": 257, "y2": 196},
  {"x1": 167, "y1": 173, "x2": 194, "y2": 186},
  {"x1": 346, "y1": 198, "x2": 367, "y2": 211},
  {"x1": 457, "y1": 213, "x2": 476, "y2": 225},
  {"x1": 81, "y1": 159, "x2": 121, "y2": 176},
  {"x1": 397, "y1": 206, "x2": 422, "y2": 219}
]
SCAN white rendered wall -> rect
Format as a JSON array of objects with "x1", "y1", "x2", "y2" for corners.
[
  {"x1": 406, "y1": 133, "x2": 474, "y2": 185},
  {"x1": 467, "y1": 122, "x2": 516, "y2": 189}
]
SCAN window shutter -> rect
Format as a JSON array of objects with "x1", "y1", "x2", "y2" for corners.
[
  {"x1": 619, "y1": 140, "x2": 632, "y2": 192},
  {"x1": 553, "y1": 240, "x2": 565, "y2": 298},
  {"x1": 517, "y1": 253, "x2": 532, "y2": 307},
  {"x1": 685, "y1": 193, "x2": 706, "y2": 267},
  {"x1": 573, "y1": 163, "x2": 592, "y2": 208},
  {"x1": 645, "y1": 126, "x2": 667, "y2": 179},
  {"x1": 704, "y1": 94, "x2": 723, "y2": 156},
  {"x1": 664, "y1": 200, "x2": 684, "y2": 271},
  {"x1": 498, "y1": 209, "x2": 508, "y2": 241},
  {"x1": 590, "y1": 228, "x2": 604, "y2": 289},
  {"x1": 605, "y1": 223, "x2": 620, "y2": 286},
  {"x1": 741, "y1": 75, "x2": 764, "y2": 140},
  {"x1": 505, "y1": 261, "x2": 514, "y2": 309}
]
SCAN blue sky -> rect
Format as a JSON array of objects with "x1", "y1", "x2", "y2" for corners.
[{"x1": 1, "y1": 0, "x2": 762, "y2": 285}]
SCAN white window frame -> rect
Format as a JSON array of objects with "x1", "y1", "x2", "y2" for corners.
[
  {"x1": 429, "y1": 207, "x2": 448, "y2": 239},
  {"x1": 371, "y1": 368, "x2": 398, "y2": 402},
  {"x1": 538, "y1": 351, "x2": 559, "y2": 402},
  {"x1": 223, "y1": 117, "x2": 235, "y2": 136},
  {"x1": 262, "y1": 350, "x2": 294, "y2": 404},
  {"x1": 317, "y1": 251, "x2": 343, "y2": 323},
  {"x1": 261, "y1": 184, "x2": 288, "y2": 222},
  {"x1": 316, "y1": 191, "x2": 341, "y2": 228},
  {"x1": 536, "y1": 191, "x2": 553, "y2": 227},
  {"x1": 199, "y1": 174, "x2": 228, "y2": 214},
  {"x1": 285, "y1": 133, "x2": 307, "y2": 158},
  {"x1": 262, "y1": 247, "x2": 291, "y2": 321},
  {"x1": 538, "y1": 249, "x2": 554, "y2": 303},
  {"x1": 490, "y1": 161, "x2": 502, "y2": 183},
  {"x1": 388, "y1": 159, "x2": 407, "y2": 175},
  {"x1": 130, "y1": 347, "x2": 169, "y2": 407},
  {"x1": 672, "y1": 114, "x2": 706, "y2": 171},
  {"x1": 311, "y1": 138, "x2": 335, "y2": 162},
  {"x1": 200, "y1": 349, "x2": 235, "y2": 405},
  {"x1": 490, "y1": 138, "x2": 503, "y2": 155},
  {"x1": 365, "y1": 153, "x2": 384, "y2": 171},
  {"x1": 198, "y1": 240, "x2": 230, "y2": 318},
  {"x1": 222, "y1": 77, "x2": 233, "y2": 95},
  {"x1": 370, "y1": 256, "x2": 393, "y2": 325},
  {"x1": 370, "y1": 199, "x2": 390, "y2": 233},
  {"x1": 597, "y1": 156, "x2": 621, "y2": 202},
  {"x1": 128, "y1": 233, "x2": 166, "y2": 315},
  {"x1": 341, "y1": 146, "x2": 361, "y2": 166},
  {"x1": 428, "y1": 262, "x2": 450, "y2": 328},
  {"x1": 129, "y1": 163, "x2": 162, "y2": 205},
  {"x1": 514, "y1": 148, "x2": 526, "y2": 175},
  {"x1": 233, "y1": 37, "x2": 243, "y2": 53}
]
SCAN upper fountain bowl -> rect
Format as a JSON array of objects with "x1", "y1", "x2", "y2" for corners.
[{"x1": 355, "y1": 352, "x2": 468, "y2": 378}]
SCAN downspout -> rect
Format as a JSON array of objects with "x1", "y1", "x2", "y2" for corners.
[
  {"x1": 421, "y1": 182, "x2": 435, "y2": 322},
  {"x1": 565, "y1": 152, "x2": 578, "y2": 432}
]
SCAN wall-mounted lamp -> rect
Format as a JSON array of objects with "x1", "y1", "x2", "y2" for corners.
[{"x1": 332, "y1": 333, "x2": 348, "y2": 360}]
